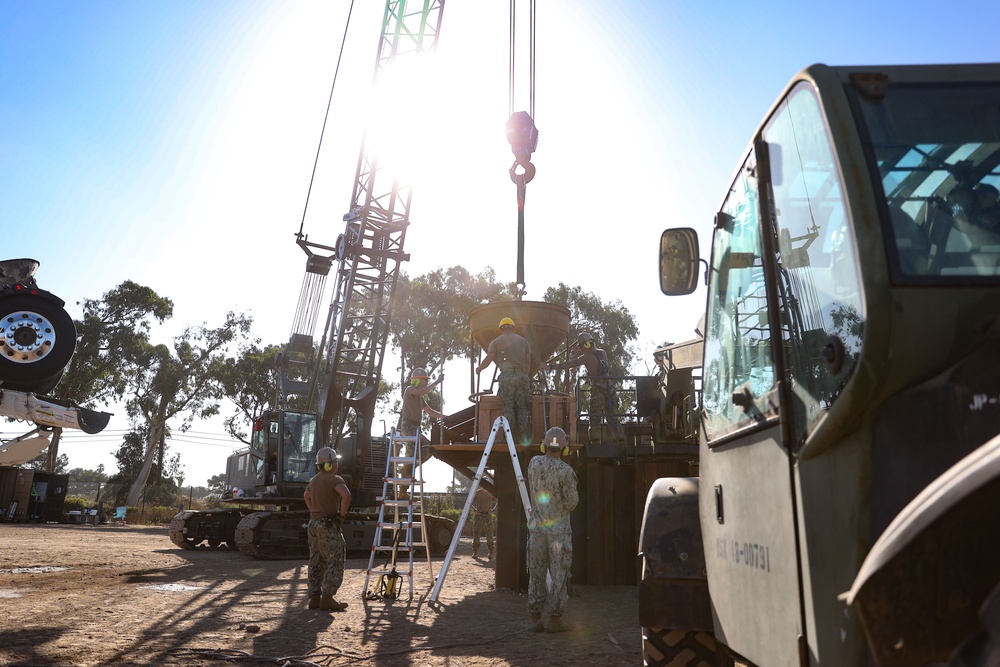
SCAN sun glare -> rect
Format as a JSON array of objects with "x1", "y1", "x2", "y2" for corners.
[{"x1": 362, "y1": 54, "x2": 503, "y2": 190}]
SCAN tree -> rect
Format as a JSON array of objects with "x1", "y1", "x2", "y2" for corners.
[
  {"x1": 206, "y1": 473, "x2": 228, "y2": 497},
  {"x1": 109, "y1": 428, "x2": 182, "y2": 507},
  {"x1": 55, "y1": 281, "x2": 174, "y2": 407},
  {"x1": 218, "y1": 342, "x2": 279, "y2": 444},
  {"x1": 540, "y1": 282, "x2": 641, "y2": 393},
  {"x1": 26, "y1": 452, "x2": 68, "y2": 472},
  {"x1": 67, "y1": 465, "x2": 108, "y2": 483},
  {"x1": 390, "y1": 266, "x2": 510, "y2": 383},
  {"x1": 123, "y1": 311, "x2": 253, "y2": 506},
  {"x1": 35, "y1": 281, "x2": 174, "y2": 474}
]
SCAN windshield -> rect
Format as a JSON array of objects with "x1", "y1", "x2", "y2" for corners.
[{"x1": 852, "y1": 82, "x2": 1000, "y2": 281}]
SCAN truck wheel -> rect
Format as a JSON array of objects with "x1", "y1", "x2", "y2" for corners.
[
  {"x1": 642, "y1": 627, "x2": 732, "y2": 667},
  {"x1": 1, "y1": 369, "x2": 64, "y2": 395},
  {"x1": 0, "y1": 296, "x2": 76, "y2": 386},
  {"x1": 425, "y1": 517, "x2": 455, "y2": 555}
]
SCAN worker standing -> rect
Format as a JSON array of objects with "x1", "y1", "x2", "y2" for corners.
[
  {"x1": 542, "y1": 331, "x2": 623, "y2": 443},
  {"x1": 526, "y1": 427, "x2": 579, "y2": 633},
  {"x1": 304, "y1": 447, "x2": 352, "y2": 611},
  {"x1": 397, "y1": 367, "x2": 444, "y2": 498},
  {"x1": 476, "y1": 317, "x2": 532, "y2": 444},
  {"x1": 471, "y1": 485, "x2": 496, "y2": 561}
]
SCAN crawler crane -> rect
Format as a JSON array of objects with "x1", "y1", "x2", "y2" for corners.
[{"x1": 170, "y1": 0, "x2": 455, "y2": 558}]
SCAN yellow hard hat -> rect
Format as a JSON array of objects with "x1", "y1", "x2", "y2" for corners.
[{"x1": 499, "y1": 317, "x2": 515, "y2": 329}]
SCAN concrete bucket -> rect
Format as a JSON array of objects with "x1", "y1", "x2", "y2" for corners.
[{"x1": 469, "y1": 301, "x2": 571, "y2": 374}]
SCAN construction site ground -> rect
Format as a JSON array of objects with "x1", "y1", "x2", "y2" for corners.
[{"x1": 0, "y1": 523, "x2": 640, "y2": 666}]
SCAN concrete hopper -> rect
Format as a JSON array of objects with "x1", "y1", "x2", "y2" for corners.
[{"x1": 470, "y1": 301, "x2": 570, "y2": 374}]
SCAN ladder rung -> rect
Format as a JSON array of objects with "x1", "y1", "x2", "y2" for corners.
[{"x1": 362, "y1": 428, "x2": 437, "y2": 602}]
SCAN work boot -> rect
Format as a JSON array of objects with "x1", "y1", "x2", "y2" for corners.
[
  {"x1": 319, "y1": 594, "x2": 349, "y2": 611},
  {"x1": 530, "y1": 612, "x2": 544, "y2": 632},
  {"x1": 308, "y1": 594, "x2": 321, "y2": 610},
  {"x1": 487, "y1": 550, "x2": 494, "y2": 561},
  {"x1": 546, "y1": 616, "x2": 568, "y2": 633},
  {"x1": 472, "y1": 547, "x2": 479, "y2": 559}
]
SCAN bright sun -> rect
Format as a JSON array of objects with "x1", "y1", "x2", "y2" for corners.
[{"x1": 363, "y1": 56, "x2": 454, "y2": 188}]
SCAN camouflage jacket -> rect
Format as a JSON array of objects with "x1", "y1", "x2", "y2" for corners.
[{"x1": 526, "y1": 455, "x2": 579, "y2": 533}]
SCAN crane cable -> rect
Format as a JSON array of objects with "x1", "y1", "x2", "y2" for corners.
[
  {"x1": 507, "y1": 0, "x2": 538, "y2": 299},
  {"x1": 296, "y1": 0, "x2": 357, "y2": 238},
  {"x1": 507, "y1": 0, "x2": 535, "y2": 120}
]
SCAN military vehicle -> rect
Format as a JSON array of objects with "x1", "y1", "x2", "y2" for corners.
[
  {"x1": 0, "y1": 258, "x2": 111, "y2": 450},
  {"x1": 640, "y1": 63, "x2": 1000, "y2": 666}
]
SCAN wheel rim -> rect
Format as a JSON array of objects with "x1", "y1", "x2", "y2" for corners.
[{"x1": 1, "y1": 310, "x2": 57, "y2": 364}]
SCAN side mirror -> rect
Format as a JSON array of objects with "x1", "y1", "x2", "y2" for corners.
[{"x1": 659, "y1": 228, "x2": 700, "y2": 296}]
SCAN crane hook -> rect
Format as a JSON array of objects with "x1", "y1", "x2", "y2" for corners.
[
  {"x1": 506, "y1": 111, "x2": 538, "y2": 184},
  {"x1": 509, "y1": 160, "x2": 536, "y2": 184}
]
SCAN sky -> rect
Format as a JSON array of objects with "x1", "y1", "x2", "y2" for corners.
[{"x1": 2, "y1": 0, "x2": 997, "y2": 491}]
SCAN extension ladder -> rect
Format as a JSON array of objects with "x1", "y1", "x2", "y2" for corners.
[
  {"x1": 429, "y1": 415, "x2": 532, "y2": 602},
  {"x1": 362, "y1": 428, "x2": 434, "y2": 600}
]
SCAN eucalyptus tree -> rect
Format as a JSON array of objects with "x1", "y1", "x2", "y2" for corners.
[
  {"x1": 539, "y1": 282, "x2": 640, "y2": 394},
  {"x1": 40, "y1": 281, "x2": 173, "y2": 472},
  {"x1": 123, "y1": 311, "x2": 253, "y2": 506},
  {"x1": 390, "y1": 265, "x2": 509, "y2": 382},
  {"x1": 55, "y1": 281, "x2": 174, "y2": 405},
  {"x1": 218, "y1": 342, "x2": 281, "y2": 445}
]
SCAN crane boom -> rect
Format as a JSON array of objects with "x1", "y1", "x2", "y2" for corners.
[{"x1": 284, "y1": 0, "x2": 445, "y2": 492}]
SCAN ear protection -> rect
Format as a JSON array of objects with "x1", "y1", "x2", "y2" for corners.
[
  {"x1": 315, "y1": 447, "x2": 340, "y2": 471},
  {"x1": 539, "y1": 436, "x2": 570, "y2": 457},
  {"x1": 582, "y1": 340, "x2": 592, "y2": 349}
]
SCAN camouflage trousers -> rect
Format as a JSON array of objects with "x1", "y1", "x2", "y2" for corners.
[
  {"x1": 527, "y1": 529, "x2": 573, "y2": 617},
  {"x1": 472, "y1": 512, "x2": 495, "y2": 554},
  {"x1": 589, "y1": 379, "x2": 623, "y2": 442},
  {"x1": 499, "y1": 368, "x2": 531, "y2": 444},
  {"x1": 307, "y1": 519, "x2": 346, "y2": 597}
]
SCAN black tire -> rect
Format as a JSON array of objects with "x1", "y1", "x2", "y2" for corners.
[
  {"x1": 643, "y1": 627, "x2": 732, "y2": 667},
  {"x1": 425, "y1": 517, "x2": 455, "y2": 556},
  {"x1": 0, "y1": 369, "x2": 64, "y2": 395},
  {"x1": 0, "y1": 295, "x2": 76, "y2": 386}
]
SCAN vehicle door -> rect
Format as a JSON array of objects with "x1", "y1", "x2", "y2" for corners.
[{"x1": 700, "y1": 146, "x2": 804, "y2": 667}]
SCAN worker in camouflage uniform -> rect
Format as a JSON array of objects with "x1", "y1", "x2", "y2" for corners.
[
  {"x1": 471, "y1": 485, "x2": 496, "y2": 561},
  {"x1": 476, "y1": 316, "x2": 532, "y2": 444},
  {"x1": 542, "y1": 331, "x2": 624, "y2": 443},
  {"x1": 397, "y1": 367, "x2": 444, "y2": 499},
  {"x1": 526, "y1": 427, "x2": 579, "y2": 633},
  {"x1": 304, "y1": 447, "x2": 352, "y2": 611}
]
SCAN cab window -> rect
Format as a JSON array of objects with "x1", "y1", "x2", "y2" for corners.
[
  {"x1": 702, "y1": 157, "x2": 777, "y2": 442},
  {"x1": 763, "y1": 82, "x2": 865, "y2": 446}
]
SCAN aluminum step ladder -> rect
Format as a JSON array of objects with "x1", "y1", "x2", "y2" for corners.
[
  {"x1": 430, "y1": 415, "x2": 532, "y2": 602},
  {"x1": 362, "y1": 428, "x2": 434, "y2": 600}
]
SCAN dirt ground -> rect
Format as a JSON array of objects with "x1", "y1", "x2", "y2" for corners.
[{"x1": 0, "y1": 523, "x2": 641, "y2": 667}]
